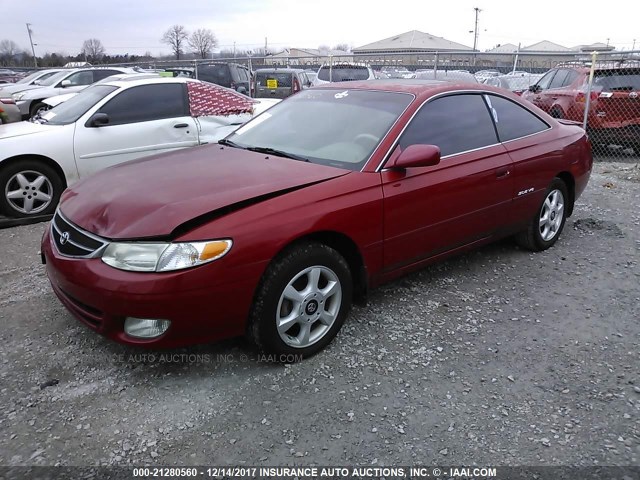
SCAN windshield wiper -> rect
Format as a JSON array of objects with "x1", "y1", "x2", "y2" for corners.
[
  {"x1": 245, "y1": 146, "x2": 309, "y2": 162},
  {"x1": 217, "y1": 138, "x2": 245, "y2": 149}
]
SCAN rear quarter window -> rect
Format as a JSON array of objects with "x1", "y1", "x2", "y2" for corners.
[{"x1": 484, "y1": 94, "x2": 550, "y2": 142}]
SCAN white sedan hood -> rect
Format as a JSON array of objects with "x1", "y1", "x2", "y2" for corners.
[
  {"x1": 0, "y1": 121, "x2": 52, "y2": 140},
  {"x1": 44, "y1": 92, "x2": 78, "y2": 108}
]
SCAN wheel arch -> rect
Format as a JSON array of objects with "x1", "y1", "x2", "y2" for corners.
[
  {"x1": 1, "y1": 154, "x2": 68, "y2": 190},
  {"x1": 556, "y1": 171, "x2": 575, "y2": 216},
  {"x1": 273, "y1": 230, "x2": 369, "y2": 303}
]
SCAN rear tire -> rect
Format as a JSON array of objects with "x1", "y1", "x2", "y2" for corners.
[
  {"x1": 0, "y1": 160, "x2": 63, "y2": 218},
  {"x1": 247, "y1": 242, "x2": 353, "y2": 359},
  {"x1": 515, "y1": 178, "x2": 568, "y2": 251}
]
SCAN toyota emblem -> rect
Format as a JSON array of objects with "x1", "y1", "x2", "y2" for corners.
[{"x1": 59, "y1": 231, "x2": 70, "y2": 245}]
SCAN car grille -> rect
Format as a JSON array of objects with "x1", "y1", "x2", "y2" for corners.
[{"x1": 51, "y1": 211, "x2": 107, "y2": 258}]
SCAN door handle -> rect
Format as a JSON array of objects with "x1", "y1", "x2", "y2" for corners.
[
  {"x1": 551, "y1": 96, "x2": 558, "y2": 100},
  {"x1": 496, "y1": 167, "x2": 511, "y2": 178},
  {"x1": 173, "y1": 123, "x2": 189, "y2": 128}
]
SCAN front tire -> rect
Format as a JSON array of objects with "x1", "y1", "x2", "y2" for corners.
[
  {"x1": 515, "y1": 178, "x2": 568, "y2": 251},
  {"x1": 29, "y1": 102, "x2": 49, "y2": 119},
  {"x1": 0, "y1": 160, "x2": 63, "y2": 217},
  {"x1": 247, "y1": 242, "x2": 353, "y2": 358}
]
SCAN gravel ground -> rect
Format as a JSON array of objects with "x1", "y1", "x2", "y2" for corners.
[{"x1": 0, "y1": 161, "x2": 638, "y2": 469}]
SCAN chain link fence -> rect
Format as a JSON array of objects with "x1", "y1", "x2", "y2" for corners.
[{"x1": 74, "y1": 50, "x2": 640, "y2": 162}]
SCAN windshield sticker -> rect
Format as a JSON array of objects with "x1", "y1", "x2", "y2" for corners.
[
  {"x1": 234, "y1": 112, "x2": 272, "y2": 135},
  {"x1": 334, "y1": 91, "x2": 349, "y2": 99}
]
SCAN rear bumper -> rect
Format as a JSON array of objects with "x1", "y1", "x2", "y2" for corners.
[{"x1": 588, "y1": 125, "x2": 640, "y2": 146}]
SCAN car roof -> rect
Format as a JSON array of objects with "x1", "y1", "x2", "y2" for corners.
[
  {"x1": 100, "y1": 75, "x2": 195, "y2": 88},
  {"x1": 315, "y1": 79, "x2": 519, "y2": 100},
  {"x1": 255, "y1": 68, "x2": 306, "y2": 73}
]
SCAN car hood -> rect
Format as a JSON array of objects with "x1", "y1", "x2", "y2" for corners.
[
  {"x1": 60, "y1": 144, "x2": 350, "y2": 239},
  {"x1": 44, "y1": 92, "x2": 77, "y2": 107},
  {"x1": 0, "y1": 121, "x2": 53, "y2": 140},
  {"x1": 1, "y1": 84, "x2": 41, "y2": 96}
]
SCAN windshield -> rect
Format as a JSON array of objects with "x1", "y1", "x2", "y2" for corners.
[
  {"x1": 17, "y1": 71, "x2": 48, "y2": 85},
  {"x1": 225, "y1": 89, "x2": 413, "y2": 171},
  {"x1": 318, "y1": 66, "x2": 370, "y2": 82},
  {"x1": 594, "y1": 70, "x2": 640, "y2": 91},
  {"x1": 42, "y1": 85, "x2": 118, "y2": 125},
  {"x1": 38, "y1": 70, "x2": 71, "y2": 87}
]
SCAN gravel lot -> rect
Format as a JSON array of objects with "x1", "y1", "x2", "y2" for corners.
[{"x1": 0, "y1": 161, "x2": 638, "y2": 469}]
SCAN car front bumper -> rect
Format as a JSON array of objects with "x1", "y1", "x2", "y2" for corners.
[
  {"x1": 41, "y1": 227, "x2": 264, "y2": 349},
  {"x1": 15, "y1": 100, "x2": 30, "y2": 117}
]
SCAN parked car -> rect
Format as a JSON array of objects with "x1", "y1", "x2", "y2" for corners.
[
  {"x1": 253, "y1": 68, "x2": 313, "y2": 99},
  {"x1": 197, "y1": 62, "x2": 251, "y2": 94},
  {"x1": 415, "y1": 70, "x2": 478, "y2": 83},
  {"x1": 0, "y1": 96, "x2": 21, "y2": 124},
  {"x1": 381, "y1": 67, "x2": 415, "y2": 79},
  {"x1": 475, "y1": 70, "x2": 501, "y2": 82},
  {"x1": 521, "y1": 62, "x2": 640, "y2": 152},
  {"x1": 0, "y1": 76, "x2": 279, "y2": 218},
  {"x1": 0, "y1": 69, "x2": 63, "y2": 95},
  {"x1": 0, "y1": 69, "x2": 20, "y2": 84},
  {"x1": 41, "y1": 80, "x2": 592, "y2": 357},
  {"x1": 304, "y1": 69, "x2": 318, "y2": 84},
  {"x1": 36, "y1": 73, "x2": 162, "y2": 115},
  {"x1": 11, "y1": 67, "x2": 136, "y2": 119},
  {"x1": 484, "y1": 74, "x2": 544, "y2": 95},
  {"x1": 314, "y1": 63, "x2": 375, "y2": 85}
]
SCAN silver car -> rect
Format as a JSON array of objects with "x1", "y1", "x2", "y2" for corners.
[
  {"x1": 0, "y1": 69, "x2": 63, "y2": 95},
  {"x1": 11, "y1": 67, "x2": 136, "y2": 119}
]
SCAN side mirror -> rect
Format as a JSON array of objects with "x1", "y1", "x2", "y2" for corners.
[
  {"x1": 61, "y1": 80, "x2": 72, "y2": 87},
  {"x1": 389, "y1": 144, "x2": 441, "y2": 169},
  {"x1": 528, "y1": 84, "x2": 541, "y2": 93},
  {"x1": 87, "y1": 113, "x2": 110, "y2": 127}
]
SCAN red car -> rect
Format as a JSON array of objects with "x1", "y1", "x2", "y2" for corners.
[
  {"x1": 41, "y1": 80, "x2": 592, "y2": 357},
  {"x1": 521, "y1": 63, "x2": 640, "y2": 153}
]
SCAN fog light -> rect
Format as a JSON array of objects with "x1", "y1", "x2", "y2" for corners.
[{"x1": 124, "y1": 318, "x2": 171, "y2": 339}]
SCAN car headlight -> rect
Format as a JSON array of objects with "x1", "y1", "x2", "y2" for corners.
[
  {"x1": 101, "y1": 240, "x2": 232, "y2": 272},
  {"x1": 12, "y1": 92, "x2": 26, "y2": 101}
]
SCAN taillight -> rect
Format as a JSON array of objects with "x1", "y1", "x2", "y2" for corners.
[
  {"x1": 293, "y1": 77, "x2": 300, "y2": 93},
  {"x1": 0, "y1": 98, "x2": 15, "y2": 105},
  {"x1": 576, "y1": 91, "x2": 598, "y2": 103}
]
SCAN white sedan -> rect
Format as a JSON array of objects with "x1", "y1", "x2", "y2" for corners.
[{"x1": 0, "y1": 75, "x2": 279, "y2": 218}]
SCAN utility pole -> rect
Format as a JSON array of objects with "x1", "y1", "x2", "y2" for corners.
[
  {"x1": 264, "y1": 37, "x2": 268, "y2": 56},
  {"x1": 26, "y1": 23, "x2": 37, "y2": 67},
  {"x1": 233, "y1": 41, "x2": 236, "y2": 58},
  {"x1": 632, "y1": 39, "x2": 636, "y2": 51},
  {"x1": 472, "y1": 7, "x2": 481, "y2": 51}
]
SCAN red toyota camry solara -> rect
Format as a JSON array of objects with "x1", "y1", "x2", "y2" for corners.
[{"x1": 41, "y1": 80, "x2": 592, "y2": 357}]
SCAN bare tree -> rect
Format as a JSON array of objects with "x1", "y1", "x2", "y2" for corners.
[
  {"x1": 318, "y1": 44, "x2": 331, "y2": 55},
  {"x1": 0, "y1": 40, "x2": 21, "y2": 66},
  {"x1": 333, "y1": 43, "x2": 350, "y2": 52},
  {"x1": 0, "y1": 39, "x2": 19, "y2": 56},
  {"x1": 81, "y1": 38, "x2": 105, "y2": 63},
  {"x1": 161, "y1": 25, "x2": 189, "y2": 60},
  {"x1": 189, "y1": 28, "x2": 217, "y2": 59}
]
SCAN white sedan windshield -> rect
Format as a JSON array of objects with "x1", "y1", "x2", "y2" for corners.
[{"x1": 43, "y1": 85, "x2": 118, "y2": 125}]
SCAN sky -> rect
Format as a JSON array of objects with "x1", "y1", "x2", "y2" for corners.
[{"x1": 1, "y1": 0, "x2": 639, "y2": 57}]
